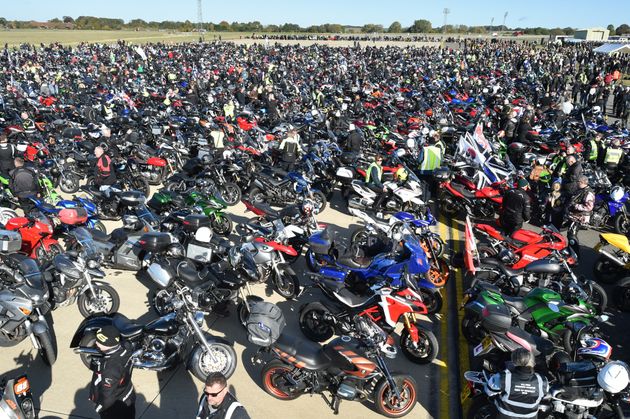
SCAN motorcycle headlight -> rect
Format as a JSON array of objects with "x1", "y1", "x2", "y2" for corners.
[
  {"x1": 194, "y1": 311, "x2": 205, "y2": 325},
  {"x1": 610, "y1": 186, "x2": 624, "y2": 202},
  {"x1": 87, "y1": 259, "x2": 99, "y2": 269}
]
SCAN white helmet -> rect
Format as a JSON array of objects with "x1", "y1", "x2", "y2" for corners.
[
  {"x1": 194, "y1": 226, "x2": 213, "y2": 243},
  {"x1": 597, "y1": 361, "x2": 630, "y2": 394}
]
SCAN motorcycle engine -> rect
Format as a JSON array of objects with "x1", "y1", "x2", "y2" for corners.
[
  {"x1": 141, "y1": 168, "x2": 162, "y2": 183},
  {"x1": 590, "y1": 208, "x2": 607, "y2": 228},
  {"x1": 141, "y1": 338, "x2": 167, "y2": 365},
  {"x1": 336, "y1": 378, "x2": 367, "y2": 401}
]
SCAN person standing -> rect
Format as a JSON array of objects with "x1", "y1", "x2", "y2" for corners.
[
  {"x1": 278, "y1": 127, "x2": 301, "y2": 172},
  {"x1": 9, "y1": 157, "x2": 39, "y2": 214},
  {"x1": 499, "y1": 178, "x2": 531, "y2": 235},
  {"x1": 93, "y1": 146, "x2": 116, "y2": 188},
  {"x1": 89, "y1": 325, "x2": 135, "y2": 419},
  {"x1": 196, "y1": 372, "x2": 250, "y2": 419},
  {"x1": 561, "y1": 155, "x2": 582, "y2": 196},
  {"x1": 0, "y1": 134, "x2": 16, "y2": 177}
]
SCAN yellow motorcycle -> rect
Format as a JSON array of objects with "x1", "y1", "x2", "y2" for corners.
[{"x1": 593, "y1": 233, "x2": 630, "y2": 284}]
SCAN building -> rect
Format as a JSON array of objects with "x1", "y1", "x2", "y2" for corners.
[
  {"x1": 593, "y1": 43, "x2": 630, "y2": 55},
  {"x1": 574, "y1": 28, "x2": 609, "y2": 41}
]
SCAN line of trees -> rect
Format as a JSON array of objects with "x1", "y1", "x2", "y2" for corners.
[{"x1": 0, "y1": 16, "x2": 628, "y2": 36}]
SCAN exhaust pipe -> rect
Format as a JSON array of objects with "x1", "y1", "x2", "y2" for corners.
[{"x1": 597, "y1": 249, "x2": 627, "y2": 267}]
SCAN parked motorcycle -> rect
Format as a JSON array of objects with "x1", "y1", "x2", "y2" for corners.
[
  {"x1": 248, "y1": 169, "x2": 327, "y2": 214},
  {"x1": 0, "y1": 375, "x2": 36, "y2": 419}
]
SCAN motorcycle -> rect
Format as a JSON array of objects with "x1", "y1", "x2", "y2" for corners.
[
  {"x1": 254, "y1": 312, "x2": 418, "y2": 417},
  {"x1": 70, "y1": 297, "x2": 238, "y2": 382},
  {"x1": 590, "y1": 186, "x2": 630, "y2": 234},
  {"x1": 593, "y1": 232, "x2": 630, "y2": 284},
  {"x1": 40, "y1": 156, "x2": 81, "y2": 194},
  {"x1": 5, "y1": 215, "x2": 63, "y2": 263},
  {"x1": 0, "y1": 375, "x2": 36, "y2": 419},
  {"x1": 41, "y1": 228, "x2": 120, "y2": 318},
  {"x1": 436, "y1": 167, "x2": 506, "y2": 219},
  {"x1": 299, "y1": 267, "x2": 439, "y2": 364},
  {"x1": 185, "y1": 191, "x2": 233, "y2": 236},
  {"x1": 248, "y1": 169, "x2": 327, "y2": 214},
  {"x1": 345, "y1": 178, "x2": 425, "y2": 218},
  {"x1": 0, "y1": 249, "x2": 56, "y2": 366}
]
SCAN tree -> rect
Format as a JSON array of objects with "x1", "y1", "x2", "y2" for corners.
[
  {"x1": 361, "y1": 24, "x2": 383, "y2": 33},
  {"x1": 63, "y1": 16, "x2": 74, "y2": 23},
  {"x1": 0, "y1": 17, "x2": 6, "y2": 27},
  {"x1": 48, "y1": 18, "x2": 61, "y2": 23},
  {"x1": 607, "y1": 24, "x2": 616, "y2": 32},
  {"x1": 408, "y1": 19, "x2": 432, "y2": 33},
  {"x1": 388, "y1": 21, "x2": 402, "y2": 33},
  {"x1": 616, "y1": 24, "x2": 630, "y2": 35}
]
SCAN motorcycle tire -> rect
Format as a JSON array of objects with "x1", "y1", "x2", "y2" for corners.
[
  {"x1": 210, "y1": 214, "x2": 233, "y2": 236},
  {"x1": 466, "y1": 395, "x2": 497, "y2": 419},
  {"x1": 613, "y1": 277, "x2": 630, "y2": 312},
  {"x1": 427, "y1": 257, "x2": 450, "y2": 287},
  {"x1": 187, "y1": 338, "x2": 237, "y2": 381},
  {"x1": 165, "y1": 180, "x2": 186, "y2": 193},
  {"x1": 37, "y1": 330, "x2": 57, "y2": 366},
  {"x1": 310, "y1": 190, "x2": 327, "y2": 214},
  {"x1": 248, "y1": 187, "x2": 266, "y2": 204},
  {"x1": 585, "y1": 281, "x2": 608, "y2": 314},
  {"x1": 261, "y1": 360, "x2": 302, "y2": 400},
  {"x1": 59, "y1": 173, "x2": 81, "y2": 194},
  {"x1": 613, "y1": 212, "x2": 630, "y2": 235},
  {"x1": 299, "y1": 302, "x2": 335, "y2": 342},
  {"x1": 79, "y1": 334, "x2": 97, "y2": 370},
  {"x1": 36, "y1": 243, "x2": 63, "y2": 264},
  {"x1": 272, "y1": 269, "x2": 300, "y2": 299},
  {"x1": 427, "y1": 235, "x2": 446, "y2": 258},
  {"x1": 399, "y1": 325, "x2": 439, "y2": 364},
  {"x1": 439, "y1": 195, "x2": 459, "y2": 217},
  {"x1": 373, "y1": 373, "x2": 418, "y2": 418},
  {"x1": 350, "y1": 227, "x2": 375, "y2": 249},
  {"x1": 0, "y1": 209, "x2": 18, "y2": 226},
  {"x1": 593, "y1": 255, "x2": 625, "y2": 284},
  {"x1": 418, "y1": 287, "x2": 443, "y2": 315},
  {"x1": 130, "y1": 177, "x2": 150, "y2": 197},
  {"x1": 476, "y1": 244, "x2": 498, "y2": 259},
  {"x1": 219, "y1": 182, "x2": 241, "y2": 206},
  {"x1": 461, "y1": 314, "x2": 483, "y2": 345},
  {"x1": 236, "y1": 295, "x2": 264, "y2": 327},
  {"x1": 91, "y1": 220, "x2": 107, "y2": 234},
  {"x1": 77, "y1": 283, "x2": 120, "y2": 318}
]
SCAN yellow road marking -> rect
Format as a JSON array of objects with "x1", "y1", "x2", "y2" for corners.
[
  {"x1": 452, "y1": 218, "x2": 471, "y2": 417},
  {"x1": 438, "y1": 215, "x2": 450, "y2": 418}
]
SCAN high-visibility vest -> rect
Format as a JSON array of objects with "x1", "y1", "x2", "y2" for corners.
[
  {"x1": 365, "y1": 162, "x2": 382, "y2": 183},
  {"x1": 589, "y1": 139, "x2": 598, "y2": 161},
  {"x1": 605, "y1": 147, "x2": 623, "y2": 164},
  {"x1": 420, "y1": 146, "x2": 442, "y2": 171},
  {"x1": 223, "y1": 102, "x2": 235, "y2": 118}
]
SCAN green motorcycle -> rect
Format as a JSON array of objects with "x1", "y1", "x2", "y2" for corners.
[
  {"x1": 184, "y1": 191, "x2": 233, "y2": 236},
  {"x1": 461, "y1": 281, "x2": 603, "y2": 353}
]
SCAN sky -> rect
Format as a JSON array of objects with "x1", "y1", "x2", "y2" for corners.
[{"x1": 1, "y1": 0, "x2": 628, "y2": 29}]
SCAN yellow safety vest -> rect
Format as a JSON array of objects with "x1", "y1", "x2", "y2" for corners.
[
  {"x1": 223, "y1": 103, "x2": 235, "y2": 118},
  {"x1": 365, "y1": 162, "x2": 382, "y2": 183},
  {"x1": 589, "y1": 139, "x2": 598, "y2": 161},
  {"x1": 605, "y1": 147, "x2": 623, "y2": 165},
  {"x1": 420, "y1": 146, "x2": 442, "y2": 171}
]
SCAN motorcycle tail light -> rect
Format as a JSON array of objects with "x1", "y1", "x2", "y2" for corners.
[{"x1": 14, "y1": 377, "x2": 29, "y2": 394}]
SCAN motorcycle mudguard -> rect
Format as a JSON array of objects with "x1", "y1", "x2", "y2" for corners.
[
  {"x1": 69, "y1": 314, "x2": 116, "y2": 347},
  {"x1": 277, "y1": 263, "x2": 296, "y2": 276},
  {"x1": 31, "y1": 318, "x2": 50, "y2": 337},
  {"x1": 318, "y1": 266, "x2": 347, "y2": 281}
]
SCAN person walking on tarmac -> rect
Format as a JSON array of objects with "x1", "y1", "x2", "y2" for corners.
[
  {"x1": 499, "y1": 178, "x2": 532, "y2": 235},
  {"x1": 89, "y1": 325, "x2": 135, "y2": 419},
  {"x1": 196, "y1": 372, "x2": 250, "y2": 419},
  {"x1": 365, "y1": 154, "x2": 384, "y2": 193},
  {"x1": 278, "y1": 127, "x2": 301, "y2": 172},
  {"x1": 93, "y1": 146, "x2": 116, "y2": 189},
  {"x1": 485, "y1": 348, "x2": 549, "y2": 418}
]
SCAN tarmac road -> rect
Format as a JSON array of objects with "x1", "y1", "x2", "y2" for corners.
[{"x1": 2, "y1": 187, "x2": 629, "y2": 419}]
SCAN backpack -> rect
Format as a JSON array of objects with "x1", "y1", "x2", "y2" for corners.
[{"x1": 246, "y1": 301, "x2": 286, "y2": 347}]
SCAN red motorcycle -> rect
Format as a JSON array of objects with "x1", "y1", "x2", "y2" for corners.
[
  {"x1": 129, "y1": 145, "x2": 169, "y2": 186},
  {"x1": 437, "y1": 173, "x2": 506, "y2": 219},
  {"x1": 473, "y1": 223, "x2": 571, "y2": 270}
]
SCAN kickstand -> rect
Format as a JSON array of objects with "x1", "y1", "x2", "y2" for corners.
[{"x1": 321, "y1": 393, "x2": 341, "y2": 415}]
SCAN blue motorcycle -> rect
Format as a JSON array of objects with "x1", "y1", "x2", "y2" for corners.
[
  {"x1": 29, "y1": 197, "x2": 107, "y2": 233},
  {"x1": 591, "y1": 186, "x2": 630, "y2": 234},
  {"x1": 305, "y1": 230, "x2": 444, "y2": 314},
  {"x1": 247, "y1": 168, "x2": 327, "y2": 213}
]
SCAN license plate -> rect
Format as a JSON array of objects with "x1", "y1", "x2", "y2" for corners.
[
  {"x1": 473, "y1": 336, "x2": 493, "y2": 357},
  {"x1": 460, "y1": 384, "x2": 472, "y2": 403}
]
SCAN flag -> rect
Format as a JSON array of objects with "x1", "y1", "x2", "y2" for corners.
[
  {"x1": 473, "y1": 121, "x2": 491, "y2": 152},
  {"x1": 135, "y1": 46, "x2": 147, "y2": 61},
  {"x1": 457, "y1": 132, "x2": 490, "y2": 166},
  {"x1": 464, "y1": 216, "x2": 478, "y2": 274}
]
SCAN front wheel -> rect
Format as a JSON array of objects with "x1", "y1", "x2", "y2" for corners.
[
  {"x1": 37, "y1": 330, "x2": 57, "y2": 366},
  {"x1": 90, "y1": 220, "x2": 107, "y2": 234},
  {"x1": 60, "y1": 173, "x2": 81, "y2": 194},
  {"x1": 399, "y1": 326, "x2": 439, "y2": 364},
  {"x1": 613, "y1": 212, "x2": 630, "y2": 235},
  {"x1": 418, "y1": 287, "x2": 443, "y2": 315},
  {"x1": 614, "y1": 277, "x2": 630, "y2": 312},
  {"x1": 165, "y1": 180, "x2": 186, "y2": 193},
  {"x1": 584, "y1": 281, "x2": 608, "y2": 314},
  {"x1": 210, "y1": 214, "x2": 233, "y2": 236},
  {"x1": 0, "y1": 209, "x2": 18, "y2": 226},
  {"x1": 36, "y1": 243, "x2": 63, "y2": 264},
  {"x1": 309, "y1": 190, "x2": 327, "y2": 214},
  {"x1": 187, "y1": 339, "x2": 237, "y2": 381},
  {"x1": 272, "y1": 269, "x2": 300, "y2": 299},
  {"x1": 261, "y1": 360, "x2": 302, "y2": 400},
  {"x1": 77, "y1": 283, "x2": 120, "y2": 317},
  {"x1": 219, "y1": 183, "x2": 241, "y2": 206},
  {"x1": 248, "y1": 187, "x2": 266, "y2": 204},
  {"x1": 373, "y1": 374, "x2": 418, "y2": 418}
]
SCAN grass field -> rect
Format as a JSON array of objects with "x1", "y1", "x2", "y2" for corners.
[{"x1": 0, "y1": 29, "x2": 246, "y2": 46}]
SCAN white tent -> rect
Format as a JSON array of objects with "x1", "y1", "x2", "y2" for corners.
[{"x1": 593, "y1": 43, "x2": 630, "y2": 54}]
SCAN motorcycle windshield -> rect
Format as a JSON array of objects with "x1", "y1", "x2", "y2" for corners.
[{"x1": 71, "y1": 227, "x2": 98, "y2": 257}]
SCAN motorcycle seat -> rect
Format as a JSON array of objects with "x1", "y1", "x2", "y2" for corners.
[
  {"x1": 39, "y1": 203, "x2": 58, "y2": 213},
  {"x1": 89, "y1": 229, "x2": 111, "y2": 242},
  {"x1": 256, "y1": 203, "x2": 280, "y2": 219},
  {"x1": 177, "y1": 261, "x2": 208, "y2": 287},
  {"x1": 449, "y1": 182, "x2": 477, "y2": 199},
  {"x1": 337, "y1": 256, "x2": 372, "y2": 269},
  {"x1": 334, "y1": 287, "x2": 376, "y2": 308},
  {"x1": 112, "y1": 314, "x2": 144, "y2": 338},
  {"x1": 479, "y1": 258, "x2": 521, "y2": 277},
  {"x1": 273, "y1": 334, "x2": 331, "y2": 370},
  {"x1": 503, "y1": 295, "x2": 527, "y2": 313}
]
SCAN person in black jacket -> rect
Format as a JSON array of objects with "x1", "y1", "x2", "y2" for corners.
[
  {"x1": 9, "y1": 157, "x2": 39, "y2": 214},
  {"x1": 514, "y1": 114, "x2": 539, "y2": 145},
  {"x1": 0, "y1": 134, "x2": 16, "y2": 177},
  {"x1": 196, "y1": 372, "x2": 250, "y2": 419},
  {"x1": 561, "y1": 155, "x2": 582, "y2": 196},
  {"x1": 93, "y1": 146, "x2": 117, "y2": 187},
  {"x1": 346, "y1": 124, "x2": 363, "y2": 153},
  {"x1": 89, "y1": 325, "x2": 135, "y2": 419},
  {"x1": 499, "y1": 178, "x2": 531, "y2": 235}
]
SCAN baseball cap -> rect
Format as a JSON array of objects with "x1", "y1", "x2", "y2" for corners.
[{"x1": 95, "y1": 325, "x2": 121, "y2": 347}]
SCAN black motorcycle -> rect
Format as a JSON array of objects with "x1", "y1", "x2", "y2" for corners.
[
  {"x1": 248, "y1": 168, "x2": 327, "y2": 213},
  {"x1": 70, "y1": 294, "x2": 238, "y2": 382}
]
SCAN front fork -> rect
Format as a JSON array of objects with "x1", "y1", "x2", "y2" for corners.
[
  {"x1": 403, "y1": 313, "x2": 419, "y2": 343},
  {"x1": 186, "y1": 312, "x2": 218, "y2": 364}
]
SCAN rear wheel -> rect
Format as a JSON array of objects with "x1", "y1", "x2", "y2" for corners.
[
  {"x1": 614, "y1": 277, "x2": 630, "y2": 312},
  {"x1": 373, "y1": 374, "x2": 417, "y2": 418},
  {"x1": 418, "y1": 287, "x2": 443, "y2": 315},
  {"x1": 427, "y1": 258, "x2": 450, "y2": 287},
  {"x1": 219, "y1": 183, "x2": 241, "y2": 206},
  {"x1": 60, "y1": 173, "x2": 81, "y2": 194},
  {"x1": 466, "y1": 395, "x2": 496, "y2": 419},
  {"x1": 210, "y1": 214, "x2": 233, "y2": 236},
  {"x1": 36, "y1": 243, "x2": 63, "y2": 264},
  {"x1": 165, "y1": 180, "x2": 186, "y2": 193},
  {"x1": 593, "y1": 255, "x2": 626, "y2": 284},
  {"x1": 299, "y1": 303, "x2": 335, "y2": 342},
  {"x1": 261, "y1": 360, "x2": 301, "y2": 400},
  {"x1": 130, "y1": 177, "x2": 150, "y2": 197},
  {"x1": 399, "y1": 326, "x2": 438, "y2": 364},
  {"x1": 78, "y1": 334, "x2": 96, "y2": 369},
  {"x1": 248, "y1": 187, "x2": 266, "y2": 204},
  {"x1": 614, "y1": 212, "x2": 630, "y2": 235},
  {"x1": 91, "y1": 220, "x2": 107, "y2": 234},
  {"x1": 310, "y1": 190, "x2": 327, "y2": 214},
  {"x1": 584, "y1": 281, "x2": 608, "y2": 314}
]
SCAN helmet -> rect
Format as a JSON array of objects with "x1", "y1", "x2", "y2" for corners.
[
  {"x1": 498, "y1": 249, "x2": 517, "y2": 264},
  {"x1": 194, "y1": 226, "x2": 213, "y2": 243},
  {"x1": 396, "y1": 167, "x2": 408, "y2": 182},
  {"x1": 610, "y1": 186, "x2": 625, "y2": 202},
  {"x1": 166, "y1": 243, "x2": 185, "y2": 258},
  {"x1": 597, "y1": 361, "x2": 630, "y2": 394},
  {"x1": 576, "y1": 338, "x2": 612, "y2": 361},
  {"x1": 301, "y1": 200, "x2": 314, "y2": 217},
  {"x1": 122, "y1": 214, "x2": 141, "y2": 230}
]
